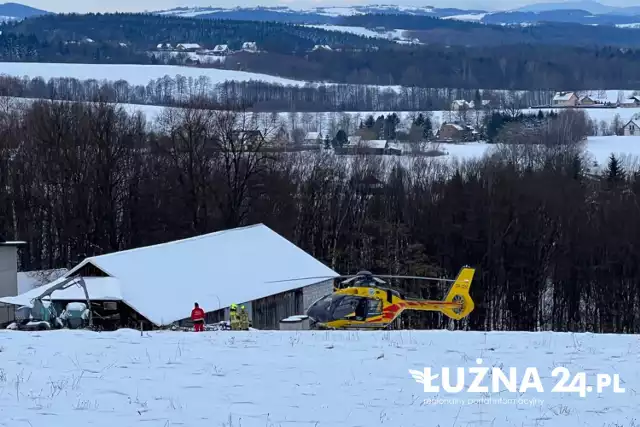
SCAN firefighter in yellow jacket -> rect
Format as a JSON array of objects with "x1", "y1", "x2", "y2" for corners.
[
  {"x1": 238, "y1": 305, "x2": 249, "y2": 330},
  {"x1": 229, "y1": 304, "x2": 240, "y2": 330}
]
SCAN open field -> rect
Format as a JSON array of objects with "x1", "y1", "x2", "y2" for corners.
[
  {"x1": 0, "y1": 329, "x2": 637, "y2": 426},
  {"x1": 0, "y1": 62, "x2": 311, "y2": 87}
]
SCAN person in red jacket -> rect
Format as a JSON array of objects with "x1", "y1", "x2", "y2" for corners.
[{"x1": 191, "y1": 302, "x2": 205, "y2": 332}]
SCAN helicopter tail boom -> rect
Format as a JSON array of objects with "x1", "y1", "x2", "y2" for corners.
[{"x1": 439, "y1": 266, "x2": 475, "y2": 320}]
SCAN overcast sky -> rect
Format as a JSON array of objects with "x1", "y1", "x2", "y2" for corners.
[{"x1": 18, "y1": 0, "x2": 639, "y2": 14}]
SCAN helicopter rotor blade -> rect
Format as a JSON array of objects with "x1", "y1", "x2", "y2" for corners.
[
  {"x1": 265, "y1": 275, "x2": 355, "y2": 284},
  {"x1": 374, "y1": 275, "x2": 456, "y2": 282}
]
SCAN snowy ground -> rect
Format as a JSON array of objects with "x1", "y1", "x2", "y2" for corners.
[
  {"x1": 0, "y1": 62, "x2": 310, "y2": 86},
  {"x1": 0, "y1": 329, "x2": 637, "y2": 426},
  {"x1": 436, "y1": 137, "x2": 640, "y2": 168}
]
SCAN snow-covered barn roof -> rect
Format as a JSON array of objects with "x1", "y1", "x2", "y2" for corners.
[
  {"x1": 177, "y1": 43, "x2": 201, "y2": 49},
  {"x1": 1, "y1": 224, "x2": 338, "y2": 326}
]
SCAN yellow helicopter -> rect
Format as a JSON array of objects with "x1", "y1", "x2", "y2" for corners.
[{"x1": 269, "y1": 266, "x2": 475, "y2": 330}]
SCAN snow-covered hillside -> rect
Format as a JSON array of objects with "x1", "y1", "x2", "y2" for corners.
[
  {"x1": 0, "y1": 62, "x2": 309, "y2": 87},
  {"x1": 0, "y1": 329, "x2": 637, "y2": 426},
  {"x1": 302, "y1": 24, "x2": 417, "y2": 44}
]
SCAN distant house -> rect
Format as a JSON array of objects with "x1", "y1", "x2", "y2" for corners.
[
  {"x1": 213, "y1": 44, "x2": 229, "y2": 56},
  {"x1": 304, "y1": 131, "x2": 322, "y2": 144},
  {"x1": 438, "y1": 123, "x2": 464, "y2": 140},
  {"x1": 552, "y1": 92, "x2": 578, "y2": 107},
  {"x1": 579, "y1": 95, "x2": 596, "y2": 106},
  {"x1": 312, "y1": 45, "x2": 332, "y2": 51},
  {"x1": 621, "y1": 96, "x2": 640, "y2": 108},
  {"x1": 242, "y1": 42, "x2": 257, "y2": 52},
  {"x1": 622, "y1": 120, "x2": 640, "y2": 136},
  {"x1": 438, "y1": 123, "x2": 477, "y2": 142},
  {"x1": 176, "y1": 43, "x2": 201, "y2": 51},
  {"x1": 156, "y1": 43, "x2": 172, "y2": 50},
  {"x1": 335, "y1": 140, "x2": 401, "y2": 155}
]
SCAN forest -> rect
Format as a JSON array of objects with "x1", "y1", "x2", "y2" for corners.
[
  {"x1": 3, "y1": 14, "x2": 640, "y2": 89},
  {"x1": 0, "y1": 98, "x2": 639, "y2": 333},
  {"x1": 0, "y1": 13, "x2": 390, "y2": 55}
]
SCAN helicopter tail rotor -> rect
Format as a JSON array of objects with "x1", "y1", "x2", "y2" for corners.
[{"x1": 440, "y1": 266, "x2": 475, "y2": 320}]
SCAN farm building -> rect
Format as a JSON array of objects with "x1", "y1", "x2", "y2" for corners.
[{"x1": 0, "y1": 224, "x2": 339, "y2": 330}]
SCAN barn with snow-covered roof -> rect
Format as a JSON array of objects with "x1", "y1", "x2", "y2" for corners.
[{"x1": 0, "y1": 224, "x2": 338, "y2": 330}]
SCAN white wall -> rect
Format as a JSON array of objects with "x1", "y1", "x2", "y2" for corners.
[{"x1": 0, "y1": 246, "x2": 19, "y2": 324}]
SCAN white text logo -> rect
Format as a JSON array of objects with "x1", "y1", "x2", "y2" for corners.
[{"x1": 409, "y1": 358, "x2": 625, "y2": 397}]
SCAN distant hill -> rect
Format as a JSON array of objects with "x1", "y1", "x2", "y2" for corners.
[
  {"x1": 153, "y1": 3, "x2": 640, "y2": 28},
  {"x1": 154, "y1": 5, "x2": 488, "y2": 24},
  {"x1": 514, "y1": 0, "x2": 640, "y2": 16},
  {"x1": 480, "y1": 9, "x2": 640, "y2": 26},
  {"x1": 3, "y1": 12, "x2": 640, "y2": 91},
  {"x1": 0, "y1": 2, "x2": 49, "y2": 19}
]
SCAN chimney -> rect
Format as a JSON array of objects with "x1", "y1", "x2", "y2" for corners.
[{"x1": 0, "y1": 238, "x2": 26, "y2": 325}]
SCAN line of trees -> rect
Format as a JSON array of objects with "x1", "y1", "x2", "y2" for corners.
[
  {"x1": 1, "y1": 99, "x2": 640, "y2": 333},
  {"x1": 0, "y1": 74, "x2": 553, "y2": 112}
]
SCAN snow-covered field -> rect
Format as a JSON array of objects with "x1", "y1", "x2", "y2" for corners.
[
  {"x1": 0, "y1": 62, "x2": 308, "y2": 86},
  {"x1": 303, "y1": 24, "x2": 417, "y2": 43},
  {"x1": 443, "y1": 13, "x2": 488, "y2": 21},
  {"x1": 0, "y1": 329, "x2": 637, "y2": 426},
  {"x1": 0, "y1": 62, "x2": 407, "y2": 92},
  {"x1": 436, "y1": 137, "x2": 640, "y2": 167}
]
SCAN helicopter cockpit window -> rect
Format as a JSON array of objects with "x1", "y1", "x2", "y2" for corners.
[
  {"x1": 332, "y1": 296, "x2": 362, "y2": 319},
  {"x1": 367, "y1": 299, "x2": 382, "y2": 316}
]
